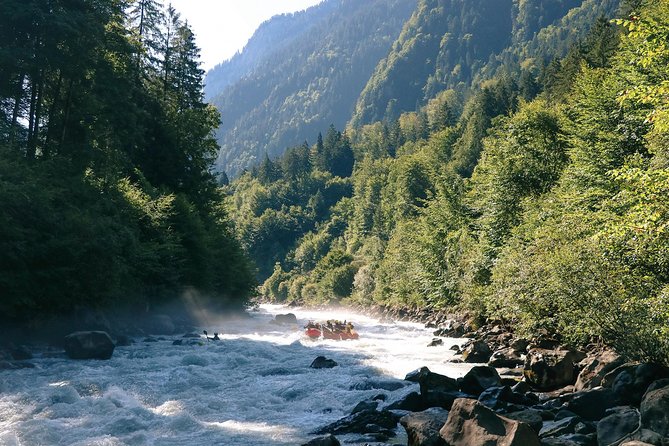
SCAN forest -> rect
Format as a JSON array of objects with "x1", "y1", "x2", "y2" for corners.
[
  {"x1": 228, "y1": 0, "x2": 669, "y2": 365},
  {"x1": 0, "y1": 0, "x2": 256, "y2": 325}
]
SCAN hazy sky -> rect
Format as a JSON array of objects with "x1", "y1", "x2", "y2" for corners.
[{"x1": 166, "y1": 0, "x2": 324, "y2": 71}]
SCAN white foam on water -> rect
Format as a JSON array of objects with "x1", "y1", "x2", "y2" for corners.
[{"x1": 0, "y1": 304, "x2": 473, "y2": 445}]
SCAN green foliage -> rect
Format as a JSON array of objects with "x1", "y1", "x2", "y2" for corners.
[{"x1": 0, "y1": 0, "x2": 255, "y2": 322}]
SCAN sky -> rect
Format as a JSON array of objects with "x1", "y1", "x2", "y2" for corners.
[{"x1": 166, "y1": 0, "x2": 324, "y2": 71}]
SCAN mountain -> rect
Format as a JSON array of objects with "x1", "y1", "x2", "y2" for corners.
[
  {"x1": 350, "y1": 0, "x2": 621, "y2": 126},
  {"x1": 206, "y1": 0, "x2": 417, "y2": 177}
]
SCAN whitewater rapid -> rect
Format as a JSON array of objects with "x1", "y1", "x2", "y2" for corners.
[{"x1": 0, "y1": 305, "x2": 473, "y2": 445}]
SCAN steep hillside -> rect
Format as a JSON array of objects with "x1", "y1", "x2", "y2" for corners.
[
  {"x1": 204, "y1": 2, "x2": 339, "y2": 101},
  {"x1": 350, "y1": 0, "x2": 620, "y2": 126},
  {"x1": 208, "y1": 0, "x2": 417, "y2": 177}
]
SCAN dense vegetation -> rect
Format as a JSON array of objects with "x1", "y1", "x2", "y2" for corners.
[
  {"x1": 207, "y1": 0, "x2": 417, "y2": 177},
  {"x1": 0, "y1": 0, "x2": 255, "y2": 324},
  {"x1": 229, "y1": 0, "x2": 669, "y2": 365}
]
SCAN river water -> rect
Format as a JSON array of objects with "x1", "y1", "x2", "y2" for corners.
[{"x1": 0, "y1": 304, "x2": 472, "y2": 445}]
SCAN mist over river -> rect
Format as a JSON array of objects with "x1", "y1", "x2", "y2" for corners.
[{"x1": 0, "y1": 305, "x2": 473, "y2": 445}]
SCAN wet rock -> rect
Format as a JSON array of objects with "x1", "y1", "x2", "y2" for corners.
[
  {"x1": 566, "y1": 388, "x2": 618, "y2": 421},
  {"x1": 620, "y1": 442, "x2": 655, "y2": 446},
  {"x1": 478, "y1": 385, "x2": 535, "y2": 412},
  {"x1": 597, "y1": 406, "x2": 639, "y2": 446},
  {"x1": 114, "y1": 335, "x2": 132, "y2": 346},
  {"x1": 439, "y1": 398, "x2": 540, "y2": 446},
  {"x1": 523, "y1": 349, "x2": 580, "y2": 391},
  {"x1": 386, "y1": 391, "x2": 426, "y2": 412},
  {"x1": 301, "y1": 434, "x2": 340, "y2": 446},
  {"x1": 462, "y1": 340, "x2": 492, "y2": 363},
  {"x1": 540, "y1": 436, "x2": 591, "y2": 446},
  {"x1": 406, "y1": 366, "x2": 459, "y2": 396},
  {"x1": 310, "y1": 356, "x2": 338, "y2": 369},
  {"x1": 400, "y1": 407, "x2": 450, "y2": 446},
  {"x1": 605, "y1": 363, "x2": 669, "y2": 406},
  {"x1": 312, "y1": 409, "x2": 400, "y2": 436},
  {"x1": 424, "y1": 390, "x2": 472, "y2": 410},
  {"x1": 63, "y1": 331, "x2": 115, "y2": 360},
  {"x1": 274, "y1": 313, "x2": 298, "y2": 325},
  {"x1": 433, "y1": 321, "x2": 466, "y2": 338},
  {"x1": 504, "y1": 409, "x2": 543, "y2": 433},
  {"x1": 488, "y1": 347, "x2": 524, "y2": 368},
  {"x1": 640, "y1": 379, "x2": 669, "y2": 438},
  {"x1": 575, "y1": 349, "x2": 625, "y2": 391},
  {"x1": 459, "y1": 366, "x2": 502, "y2": 396},
  {"x1": 450, "y1": 345, "x2": 462, "y2": 353},
  {"x1": 350, "y1": 378, "x2": 406, "y2": 391},
  {"x1": 427, "y1": 338, "x2": 443, "y2": 347},
  {"x1": 351, "y1": 399, "x2": 379, "y2": 415},
  {"x1": 540, "y1": 417, "x2": 581, "y2": 438}
]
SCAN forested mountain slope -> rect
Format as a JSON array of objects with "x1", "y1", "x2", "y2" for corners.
[
  {"x1": 228, "y1": 0, "x2": 669, "y2": 365},
  {"x1": 350, "y1": 0, "x2": 621, "y2": 126},
  {"x1": 208, "y1": 0, "x2": 417, "y2": 177}
]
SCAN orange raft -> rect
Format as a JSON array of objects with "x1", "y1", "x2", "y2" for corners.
[{"x1": 305, "y1": 320, "x2": 359, "y2": 340}]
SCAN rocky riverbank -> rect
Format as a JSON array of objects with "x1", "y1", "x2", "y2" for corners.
[{"x1": 301, "y1": 308, "x2": 669, "y2": 446}]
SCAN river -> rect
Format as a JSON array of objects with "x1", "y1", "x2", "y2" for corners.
[{"x1": 0, "y1": 304, "x2": 473, "y2": 445}]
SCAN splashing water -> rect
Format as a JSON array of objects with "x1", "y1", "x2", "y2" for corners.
[{"x1": 0, "y1": 305, "x2": 473, "y2": 445}]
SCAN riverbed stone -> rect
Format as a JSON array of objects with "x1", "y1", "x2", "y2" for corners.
[
  {"x1": 504, "y1": 409, "x2": 543, "y2": 433},
  {"x1": 312, "y1": 409, "x2": 400, "y2": 435},
  {"x1": 310, "y1": 356, "x2": 338, "y2": 369},
  {"x1": 400, "y1": 407, "x2": 450, "y2": 446},
  {"x1": 597, "y1": 406, "x2": 640, "y2": 446},
  {"x1": 63, "y1": 331, "x2": 115, "y2": 360},
  {"x1": 462, "y1": 341, "x2": 492, "y2": 363},
  {"x1": 488, "y1": 347, "x2": 524, "y2": 368},
  {"x1": 459, "y1": 366, "x2": 502, "y2": 396},
  {"x1": 439, "y1": 398, "x2": 540, "y2": 445},
  {"x1": 301, "y1": 434, "x2": 340, "y2": 446},
  {"x1": 606, "y1": 363, "x2": 669, "y2": 406},
  {"x1": 566, "y1": 388, "x2": 618, "y2": 421},
  {"x1": 524, "y1": 349, "x2": 579, "y2": 390},
  {"x1": 640, "y1": 379, "x2": 669, "y2": 438},
  {"x1": 575, "y1": 349, "x2": 625, "y2": 391}
]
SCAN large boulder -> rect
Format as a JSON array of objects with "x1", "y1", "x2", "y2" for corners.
[
  {"x1": 310, "y1": 356, "x2": 338, "y2": 369},
  {"x1": 478, "y1": 385, "x2": 536, "y2": 412},
  {"x1": 597, "y1": 406, "x2": 640, "y2": 446},
  {"x1": 386, "y1": 391, "x2": 427, "y2": 412},
  {"x1": 400, "y1": 407, "x2": 450, "y2": 446},
  {"x1": 504, "y1": 409, "x2": 543, "y2": 433},
  {"x1": 604, "y1": 363, "x2": 669, "y2": 406},
  {"x1": 274, "y1": 313, "x2": 298, "y2": 325},
  {"x1": 566, "y1": 388, "x2": 619, "y2": 421},
  {"x1": 459, "y1": 366, "x2": 502, "y2": 396},
  {"x1": 312, "y1": 409, "x2": 400, "y2": 436},
  {"x1": 439, "y1": 398, "x2": 540, "y2": 446},
  {"x1": 575, "y1": 349, "x2": 625, "y2": 391},
  {"x1": 63, "y1": 331, "x2": 115, "y2": 360},
  {"x1": 488, "y1": 347, "x2": 524, "y2": 368},
  {"x1": 640, "y1": 380, "x2": 669, "y2": 438},
  {"x1": 301, "y1": 434, "x2": 340, "y2": 446},
  {"x1": 523, "y1": 349, "x2": 580, "y2": 390},
  {"x1": 406, "y1": 366, "x2": 459, "y2": 395},
  {"x1": 462, "y1": 341, "x2": 493, "y2": 363}
]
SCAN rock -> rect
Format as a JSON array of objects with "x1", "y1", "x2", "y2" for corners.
[
  {"x1": 489, "y1": 347, "x2": 524, "y2": 368},
  {"x1": 523, "y1": 349, "x2": 580, "y2": 391},
  {"x1": 462, "y1": 341, "x2": 492, "y2": 363},
  {"x1": 566, "y1": 388, "x2": 618, "y2": 421},
  {"x1": 478, "y1": 386, "x2": 535, "y2": 412},
  {"x1": 640, "y1": 379, "x2": 669, "y2": 438},
  {"x1": 406, "y1": 366, "x2": 459, "y2": 396},
  {"x1": 310, "y1": 356, "x2": 338, "y2": 369},
  {"x1": 274, "y1": 313, "x2": 298, "y2": 325},
  {"x1": 575, "y1": 349, "x2": 625, "y2": 391},
  {"x1": 63, "y1": 331, "x2": 115, "y2": 360},
  {"x1": 620, "y1": 442, "x2": 655, "y2": 446},
  {"x1": 512, "y1": 381, "x2": 532, "y2": 394},
  {"x1": 606, "y1": 363, "x2": 669, "y2": 406},
  {"x1": 9, "y1": 345, "x2": 32, "y2": 360},
  {"x1": 312, "y1": 409, "x2": 400, "y2": 435},
  {"x1": 350, "y1": 379, "x2": 406, "y2": 391},
  {"x1": 301, "y1": 434, "x2": 340, "y2": 446},
  {"x1": 400, "y1": 407, "x2": 450, "y2": 446},
  {"x1": 459, "y1": 366, "x2": 502, "y2": 396},
  {"x1": 351, "y1": 399, "x2": 379, "y2": 415},
  {"x1": 428, "y1": 338, "x2": 443, "y2": 347},
  {"x1": 504, "y1": 409, "x2": 543, "y2": 433},
  {"x1": 146, "y1": 314, "x2": 175, "y2": 335},
  {"x1": 433, "y1": 321, "x2": 466, "y2": 338},
  {"x1": 540, "y1": 417, "x2": 581, "y2": 438},
  {"x1": 386, "y1": 391, "x2": 426, "y2": 411},
  {"x1": 439, "y1": 398, "x2": 540, "y2": 446},
  {"x1": 424, "y1": 390, "x2": 472, "y2": 410},
  {"x1": 510, "y1": 338, "x2": 530, "y2": 353},
  {"x1": 539, "y1": 436, "x2": 589, "y2": 446},
  {"x1": 597, "y1": 406, "x2": 640, "y2": 446}
]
